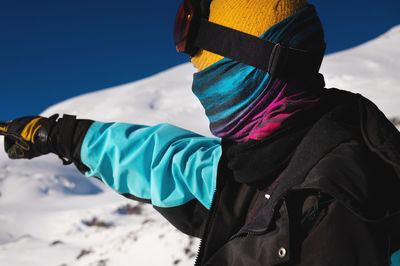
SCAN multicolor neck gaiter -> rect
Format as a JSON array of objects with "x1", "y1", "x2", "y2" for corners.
[{"x1": 192, "y1": 5, "x2": 326, "y2": 142}]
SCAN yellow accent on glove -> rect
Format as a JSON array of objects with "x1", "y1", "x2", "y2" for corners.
[
  {"x1": 0, "y1": 123, "x2": 8, "y2": 134},
  {"x1": 20, "y1": 117, "x2": 43, "y2": 143}
]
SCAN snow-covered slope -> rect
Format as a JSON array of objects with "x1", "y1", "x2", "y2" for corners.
[
  {"x1": 321, "y1": 25, "x2": 400, "y2": 120},
  {"x1": 0, "y1": 25, "x2": 399, "y2": 266},
  {"x1": 0, "y1": 64, "x2": 202, "y2": 266}
]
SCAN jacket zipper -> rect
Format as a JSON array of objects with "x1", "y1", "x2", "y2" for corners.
[{"x1": 194, "y1": 188, "x2": 219, "y2": 266}]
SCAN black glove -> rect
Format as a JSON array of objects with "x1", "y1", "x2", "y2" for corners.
[
  {"x1": 0, "y1": 114, "x2": 59, "y2": 159},
  {"x1": 1, "y1": 114, "x2": 94, "y2": 173}
]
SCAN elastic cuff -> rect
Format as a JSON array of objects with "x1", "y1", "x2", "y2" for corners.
[{"x1": 49, "y1": 114, "x2": 94, "y2": 173}]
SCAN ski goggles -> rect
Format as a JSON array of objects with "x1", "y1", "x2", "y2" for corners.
[
  {"x1": 174, "y1": 0, "x2": 207, "y2": 56},
  {"x1": 173, "y1": 0, "x2": 325, "y2": 77}
]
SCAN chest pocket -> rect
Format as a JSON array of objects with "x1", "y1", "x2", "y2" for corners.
[
  {"x1": 282, "y1": 190, "x2": 335, "y2": 264},
  {"x1": 299, "y1": 191, "x2": 335, "y2": 236}
]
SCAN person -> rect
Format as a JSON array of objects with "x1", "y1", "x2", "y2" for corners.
[{"x1": 1, "y1": 0, "x2": 400, "y2": 265}]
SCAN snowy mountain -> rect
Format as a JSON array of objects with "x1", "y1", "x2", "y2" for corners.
[
  {"x1": 0, "y1": 25, "x2": 399, "y2": 266},
  {"x1": 321, "y1": 25, "x2": 400, "y2": 120}
]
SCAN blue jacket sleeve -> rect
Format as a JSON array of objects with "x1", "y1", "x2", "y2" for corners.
[{"x1": 81, "y1": 122, "x2": 222, "y2": 210}]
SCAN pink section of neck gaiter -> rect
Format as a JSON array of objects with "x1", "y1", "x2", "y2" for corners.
[{"x1": 233, "y1": 80, "x2": 321, "y2": 143}]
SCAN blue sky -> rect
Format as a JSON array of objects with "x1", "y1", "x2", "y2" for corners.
[{"x1": 1, "y1": 0, "x2": 399, "y2": 122}]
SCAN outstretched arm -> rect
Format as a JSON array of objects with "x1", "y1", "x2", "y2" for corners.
[
  {"x1": 0, "y1": 114, "x2": 221, "y2": 237},
  {"x1": 81, "y1": 121, "x2": 221, "y2": 210},
  {"x1": 81, "y1": 121, "x2": 221, "y2": 237}
]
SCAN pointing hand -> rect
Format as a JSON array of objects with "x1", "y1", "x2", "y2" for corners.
[{"x1": 0, "y1": 115, "x2": 58, "y2": 159}]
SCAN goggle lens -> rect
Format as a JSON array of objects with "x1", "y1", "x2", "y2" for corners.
[{"x1": 174, "y1": 0, "x2": 195, "y2": 53}]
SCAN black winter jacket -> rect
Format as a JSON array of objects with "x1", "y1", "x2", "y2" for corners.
[{"x1": 168, "y1": 89, "x2": 400, "y2": 266}]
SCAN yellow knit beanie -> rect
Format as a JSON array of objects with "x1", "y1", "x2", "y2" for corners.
[{"x1": 191, "y1": 0, "x2": 308, "y2": 71}]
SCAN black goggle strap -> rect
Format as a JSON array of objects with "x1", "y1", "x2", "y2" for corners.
[{"x1": 194, "y1": 19, "x2": 325, "y2": 78}]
